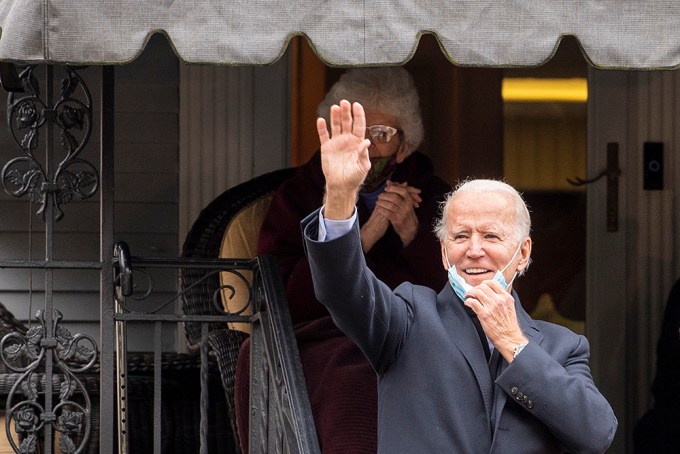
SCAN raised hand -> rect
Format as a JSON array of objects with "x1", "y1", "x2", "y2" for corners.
[{"x1": 317, "y1": 100, "x2": 372, "y2": 220}]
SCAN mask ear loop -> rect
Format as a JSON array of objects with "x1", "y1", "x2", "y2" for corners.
[
  {"x1": 444, "y1": 246, "x2": 452, "y2": 269},
  {"x1": 498, "y1": 240, "x2": 524, "y2": 289}
]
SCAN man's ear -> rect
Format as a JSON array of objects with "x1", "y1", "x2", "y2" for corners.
[
  {"x1": 517, "y1": 237, "x2": 532, "y2": 273},
  {"x1": 440, "y1": 242, "x2": 450, "y2": 270}
]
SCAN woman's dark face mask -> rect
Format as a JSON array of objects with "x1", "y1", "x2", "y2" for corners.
[{"x1": 363, "y1": 155, "x2": 398, "y2": 192}]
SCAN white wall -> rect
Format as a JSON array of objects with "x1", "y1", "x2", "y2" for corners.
[
  {"x1": 0, "y1": 35, "x2": 180, "y2": 351},
  {"x1": 178, "y1": 57, "x2": 291, "y2": 246}
]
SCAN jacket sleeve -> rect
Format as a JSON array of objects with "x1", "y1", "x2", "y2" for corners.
[
  {"x1": 495, "y1": 330, "x2": 618, "y2": 453},
  {"x1": 301, "y1": 209, "x2": 412, "y2": 371}
]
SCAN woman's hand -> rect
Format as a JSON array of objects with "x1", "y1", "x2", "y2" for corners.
[{"x1": 375, "y1": 181, "x2": 421, "y2": 246}]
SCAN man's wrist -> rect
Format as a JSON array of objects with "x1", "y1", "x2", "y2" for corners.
[
  {"x1": 323, "y1": 187, "x2": 358, "y2": 220},
  {"x1": 320, "y1": 207, "x2": 357, "y2": 242}
]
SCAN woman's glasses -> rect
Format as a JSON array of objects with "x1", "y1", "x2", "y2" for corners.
[{"x1": 365, "y1": 125, "x2": 400, "y2": 144}]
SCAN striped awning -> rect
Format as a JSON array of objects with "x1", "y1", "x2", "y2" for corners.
[{"x1": 1, "y1": 0, "x2": 679, "y2": 69}]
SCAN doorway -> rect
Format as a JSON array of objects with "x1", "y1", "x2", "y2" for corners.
[
  {"x1": 290, "y1": 34, "x2": 635, "y2": 450},
  {"x1": 291, "y1": 35, "x2": 589, "y2": 332},
  {"x1": 503, "y1": 37, "x2": 589, "y2": 332}
]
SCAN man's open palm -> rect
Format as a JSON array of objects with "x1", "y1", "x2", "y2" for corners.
[{"x1": 317, "y1": 100, "x2": 371, "y2": 192}]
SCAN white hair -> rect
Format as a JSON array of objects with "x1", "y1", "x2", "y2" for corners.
[{"x1": 316, "y1": 67, "x2": 424, "y2": 154}]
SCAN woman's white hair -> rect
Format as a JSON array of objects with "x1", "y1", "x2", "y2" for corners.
[
  {"x1": 433, "y1": 179, "x2": 532, "y2": 273},
  {"x1": 316, "y1": 67, "x2": 424, "y2": 154}
]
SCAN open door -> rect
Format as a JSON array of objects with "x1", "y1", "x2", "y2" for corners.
[{"x1": 503, "y1": 47, "x2": 628, "y2": 452}]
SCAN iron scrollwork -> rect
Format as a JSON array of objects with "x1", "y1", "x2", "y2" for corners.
[
  {"x1": 113, "y1": 241, "x2": 256, "y2": 317},
  {"x1": 1, "y1": 309, "x2": 98, "y2": 453},
  {"x1": 2, "y1": 65, "x2": 99, "y2": 221}
]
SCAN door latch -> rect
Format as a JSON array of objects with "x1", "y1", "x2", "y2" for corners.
[{"x1": 567, "y1": 143, "x2": 620, "y2": 232}]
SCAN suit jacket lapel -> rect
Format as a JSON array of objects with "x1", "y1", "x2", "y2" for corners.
[{"x1": 438, "y1": 287, "x2": 495, "y2": 425}]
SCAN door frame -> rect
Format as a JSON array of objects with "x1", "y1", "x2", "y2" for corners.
[{"x1": 587, "y1": 68, "x2": 629, "y2": 453}]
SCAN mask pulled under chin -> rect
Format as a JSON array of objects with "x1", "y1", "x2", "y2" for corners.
[
  {"x1": 362, "y1": 155, "x2": 398, "y2": 193},
  {"x1": 444, "y1": 245, "x2": 520, "y2": 302},
  {"x1": 447, "y1": 265, "x2": 512, "y2": 302}
]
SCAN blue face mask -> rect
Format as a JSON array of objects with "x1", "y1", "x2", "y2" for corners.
[{"x1": 444, "y1": 243, "x2": 521, "y2": 302}]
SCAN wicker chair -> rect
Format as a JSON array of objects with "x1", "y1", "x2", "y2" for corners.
[{"x1": 180, "y1": 167, "x2": 298, "y2": 453}]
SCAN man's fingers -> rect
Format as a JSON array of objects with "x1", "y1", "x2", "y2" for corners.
[
  {"x1": 466, "y1": 282, "x2": 506, "y2": 306},
  {"x1": 340, "y1": 100, "x2": 353, "y2": 134},
  {"x1": 464, "y1": 297, "x2": 483, "y2": 315},
  {"x1": 329, "y1": 104, "x2": 342, "y2": 136},
  {"x1": 317, "y1": 118, "x2": 329, "y2": 146},
  {"x1": 352, "y1": 101, "x2": 366, "y2": 137},
  {"x1": 323, "y1": 100, "x2": 370, "y2": 174},
  {"x1": 359, "y1": 138, "x2": 372, "y2": 165},
  {"x1": 326, "y1": 100, "x2": 367, "y2": 140}
]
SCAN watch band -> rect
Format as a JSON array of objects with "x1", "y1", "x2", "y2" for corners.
[{"x1": 513, "y1": 342, "x2": 529, "y2": 359}]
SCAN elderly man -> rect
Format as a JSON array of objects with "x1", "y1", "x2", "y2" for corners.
[{"x1": 301, "y1": 100, "x2": 617, "y2": 453}]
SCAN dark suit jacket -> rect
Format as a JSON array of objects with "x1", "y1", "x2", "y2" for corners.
[{"x1": 302, "y1": 211, "x2": 617, "y2": 454}]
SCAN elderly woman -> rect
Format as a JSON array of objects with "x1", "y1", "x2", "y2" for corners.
[{"x1": 235, "y1": 67, "x2": 450, "y2": 453}]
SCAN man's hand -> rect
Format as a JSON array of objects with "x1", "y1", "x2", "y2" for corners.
[
  {"x1": 464, "y1": 280, "x2": 528, "y2": 363},
  {"x1": 318, "y1": 100, "x2": 371, "y2": 220}
]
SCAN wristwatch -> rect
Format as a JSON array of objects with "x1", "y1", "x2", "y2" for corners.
[{"x1": 513, "y1": 342, "x2": 529, "y2": 359}]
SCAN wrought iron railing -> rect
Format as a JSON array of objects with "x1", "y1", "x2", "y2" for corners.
[
  {"x1": 112, "y1": 242, "x2": 319, "y2": 454},
  {"x1": 1, "y1": 309, "x2": 98, "y2": 453},
  {"x1": 1, "y1": 63, "x2": 101, "y2": 454},
  {"x1": 1, "y1": 64, "x2": 319, "y2": 453},
  {"x1": 2, "y1": 65, "x2": 98, "y2": 221}
]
